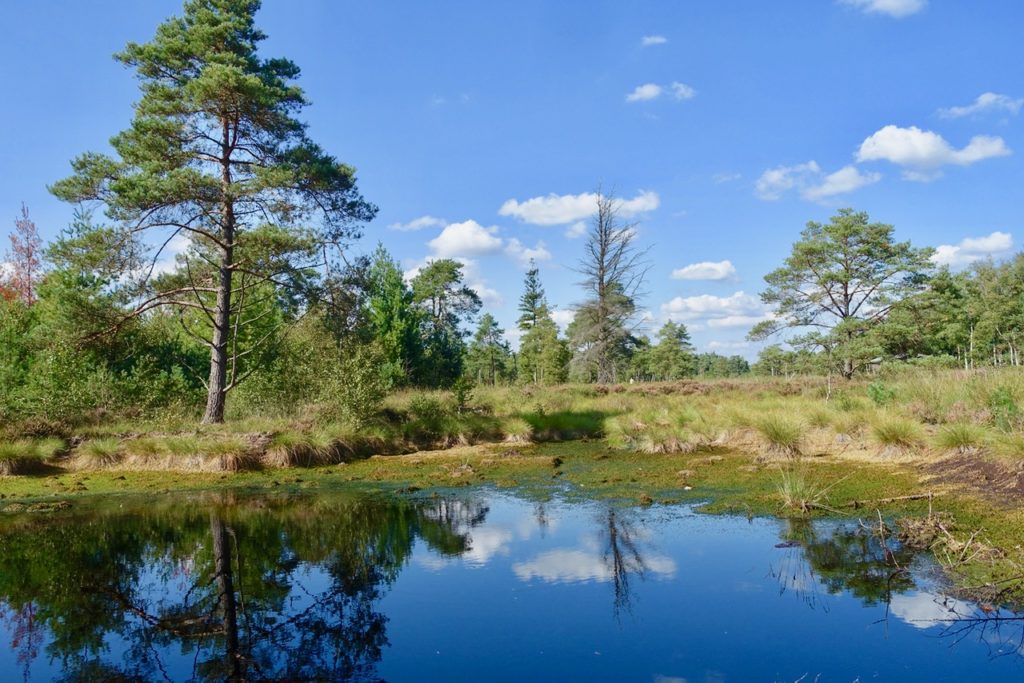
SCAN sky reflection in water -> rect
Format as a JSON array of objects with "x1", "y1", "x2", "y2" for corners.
[{"x1": 0, "y1": 488, "x2": 1020, "y2": 682}]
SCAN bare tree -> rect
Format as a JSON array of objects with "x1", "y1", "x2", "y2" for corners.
[
  {"x1": 3, "y1": 204, "x2": 44, "y2": 306},
  {"x1": 569, "y1": 189, "x2": 649, "y2": 383}
]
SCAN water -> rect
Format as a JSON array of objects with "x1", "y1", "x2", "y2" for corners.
[{"x1": 0, "y1": 486, "x2": 1020, "y2": 682}]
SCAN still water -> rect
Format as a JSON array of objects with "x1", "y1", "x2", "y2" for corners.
[{"x1": 0, "y1": 487, "x2": 1020, "y2": 682}]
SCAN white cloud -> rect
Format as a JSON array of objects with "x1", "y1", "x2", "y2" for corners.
[
  {"x1": 428, "y1": 220, "x2": 503, "y2": 258},
  {"x1": 754, "y1": 161, "x2": 820, "y2": 200},
  {"x1": 756, "y1": 162, "x2": 880, "y2": 201},
  {"x1": 505, "y1": 238, "x2": 552, "y2": 267},
  {"x1": 671, "y1": 260, "x2": 737, "y2": 281},
  {"x1": 151, "y1": 233, "x2": 191, "y2": 276},
  {"x1": 856, "y1": 125, "x2": 1011, "y2": 180},
  {"x1": 512, "y1": 547, "x2": 675, "y2": 584},
  {"x1": 499, "y1": 190, "x2": 659, "y2": 226},
  {"x1": 641, "y1": 35, "x2": 668, "y2": 46},
  {"x1": 550, "y1": 308, "x2": 575, "y2": 331},
  {"x1": 0, "y1": 260, "x2": 14, "y2": 280},
  {"x1": 669, "y1": 81, "x2": 697, "y2": 100},
  {"x1": 661, "y1": 291, "x2": 770, "y2": 328},
  {"x1": 388, "y1": 215, "x2": 446, "y2": 232},
  {"x1": 939, "y1": 92, "x2": 1024, "y2": 119},
  {"x1": 463, "y1": 527, "x2": 513, "y2": 566},
  {"x1": 931, "y1": 231, "x2": 1014, "y2": 268},
  {"x1": 625, "y1": 82, "x2": 696, "y2": 103},
  {"x1": 713, "y1": 172, "x2": 742, "y2": 184},
  {"x1": 889, "y1": 591, "x2": 973, "y2": 629},
  {"x1": 564, "y1": 221, "x2": 587, "y2": 239},
  {"x1": 626, "y1": 83, "x2": 662, "y2": 102},
  {"x1": 839, "y1": 0, "x2": 926, "y2": 18},
  {"x1": 802, "y1": 165, "x2": 882, "y2": 200}
]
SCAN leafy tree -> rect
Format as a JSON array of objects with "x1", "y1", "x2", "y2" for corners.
[
  {"x1": 517, "y1": 260, "x2": 547, "y2": 331},
  {"x1": 411, "y1": 259, "x2": 481, "y2": 387},
  {"x1": 749, "y1": 208, "x2": 933, "y2": 379},
  {"x1": 518, "y1": 306, "x2": 570, "y2": 385},
  {"x1": 694, "y1": 352, "x2": 750, "y2": 378},
  {"x1": 569, "y1": 190, "x2": 649, "y2": 383},
  {"x1": 364, "y1": 244, "x2": 422, "y2": 386},
  {"x1": 465, "y1": 313, "x2": 512, "y2": 385},
  {"x1": 648, "y1": 321, "x2": 695, "y2": 380},
  {"x1": 3, "y1": 204, "x2": 44, "y2": 305},
  {"x1": 50, "y1": 0, "x2": 376, "y2": 423}
]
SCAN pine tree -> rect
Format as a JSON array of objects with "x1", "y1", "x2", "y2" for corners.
[
  {"x1": 517, "y1": 260, "x2": 546, "y2": 331},
  {"x1": 51, "y1": 0, "x2": 376, "y2": 422}
]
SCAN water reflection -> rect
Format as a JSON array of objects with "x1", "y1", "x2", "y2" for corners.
[
  {"x1": 0, "y1": 489, "x2": 1020, "y2": 681},
  {"x1": 0, "y1": 492, "x2": 481, "y2": 681}
]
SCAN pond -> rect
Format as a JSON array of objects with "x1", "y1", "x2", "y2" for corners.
[{"x1": 0, "y1": 486, "x2": 1020, "y2": 682}]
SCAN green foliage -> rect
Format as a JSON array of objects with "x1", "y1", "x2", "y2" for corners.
[
  {"x1": 452, "y1": 376, "x2": 475, "y2": 414},
  {"x1": 988, "y1": 386, "x2": 1021, "y2": 432},
  {"x1": 867, "y1": 381, "x2": 896, "y2": 406},
  {"x1": 648, "y1": 321, "x2": 696, "y2": 381},
  {"x1": 50, "y1": 0, "x2": 376, "y2": 422},
  {"x1": 464, "y1": 314, "x2": 512, "y2": 385},
  {"x1": 871, "y1": 417, "x2": 923, "y2": 449},
  {"x1": 518, "y1": 307, "x2": 570, "y2": 385},
  {"x1": 750, "y1": 208, "x2": 933, "y2": 378},
  {"x1": 412, "y1": 259, "x2": 481, "y2": 388}
]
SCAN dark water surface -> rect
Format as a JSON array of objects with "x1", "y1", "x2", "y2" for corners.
[{"x1": 0, "y1": 486, "x2": 1020, "y2": 682}]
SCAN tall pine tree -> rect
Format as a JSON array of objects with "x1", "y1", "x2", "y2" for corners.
[{"x1": 51, "y1": 0, "x2": 376, "y2": 423}]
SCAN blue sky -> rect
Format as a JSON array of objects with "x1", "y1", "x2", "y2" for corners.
[{"x1": 1, "y1": 0, "x2": 1022, "y2": 357}]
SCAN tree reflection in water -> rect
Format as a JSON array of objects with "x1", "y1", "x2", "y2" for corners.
[{"x1": 0, "y1": 491, "x2": 487, "y2": 681}]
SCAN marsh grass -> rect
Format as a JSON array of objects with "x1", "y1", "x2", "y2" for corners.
[
  {"x1": 935, "y1": 423, "x2": 988, "y2": 455},
  {"x1": 0, "y1": 438, "x2": 64, "y2": 475},
  {"x1": 871, "y1": 416, "x2": 925, "y2": 451},
  {"x1": 776, "y1": 467, "x2": 845, "y2": 513},
  {"x1": 77, "y1": 437, "x2": 123, "y2": 468},
  {"x1": 754, "y1": 414, "x2": 804, "y2": 456}
]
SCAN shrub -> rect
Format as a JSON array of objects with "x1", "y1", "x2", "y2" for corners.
[{"x1": 867, "y1": 382, "x2": 896, "y2": 407}]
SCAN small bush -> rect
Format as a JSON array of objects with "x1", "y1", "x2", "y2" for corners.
[{"x1": 867, "y1": 382, "x2": 896, "y2": 407}]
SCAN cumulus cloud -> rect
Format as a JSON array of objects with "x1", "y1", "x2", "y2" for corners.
[
  {"x1": 661, "y1": 291, "x2": 770, "y2": 328},
  {"x1": 505, "y1": 238, "x2": 552, "y2": 267},
  {"x1": 938, "y1": 92, "x2": 1024, "y2": 119},
  {"x1": 802, "y1": 165, "x2": 882, "y2": 200},
  {"x1": 427, "y1": 220, "x2": 503, "y2": 258},
  {"x1": 756, "y1": 162, "x2": 880, "y2": 201},
  {"x1": 499, "y1": 190, "x2": 659, "y2": 226},
  {"x1": 388, "y1": 215, "x2": 446, "y2": 232},
  {"x1": 839, "y1": 0, "x2": 926, "y2": 18},
  {"x1": 564, "y1": 221, "x2": 587, "y2": 239},
  {"x1": 151, "y1": 233, "x2": 192, "y2": 276},
  {"x1": 931, "y1": 231, "x2": 1014, "y2": 268},
  {"x1": 755, "y1": 161, "x2": 821, "y2": 200},
  {"x1": 625, "y1": 81, "x2": 696, "y2": 103},
  {"x1": 671, "y1": 260, "x2": 737, "y2": 281},
  {"x1": 857, "y1": 125, "x2": 1011, "y2": 180},
  {"x1": 641, "y1": 35, "x2": 668, "y2": 46},
  {"x1": 550, "y1": 308, "x2": 576, "y2": 331}
]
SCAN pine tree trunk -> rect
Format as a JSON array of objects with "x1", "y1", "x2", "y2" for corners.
[
  {"x1": 211, "y1": 512, "x2": 243, "y2": 681},
  {"x1": 203, "y1": 120, "x2": 235, "y2": 425}
]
